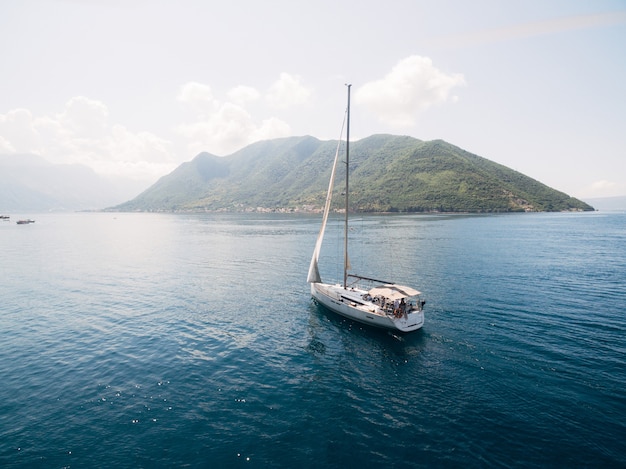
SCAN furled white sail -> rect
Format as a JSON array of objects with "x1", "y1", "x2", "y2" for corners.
[{"x1": 307, "y1": 112, "x2": 347, "y2": 284}]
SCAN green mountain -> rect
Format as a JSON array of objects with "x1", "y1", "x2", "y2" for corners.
[{"x1": 112, "y1": 135, "x2": 593, "y2": 213}]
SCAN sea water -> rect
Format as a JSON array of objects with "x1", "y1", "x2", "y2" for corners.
[{"x1": 0, "y1": 211, "x2": 624, "y2": 468}]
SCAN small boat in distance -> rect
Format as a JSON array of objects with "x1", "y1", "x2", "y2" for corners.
[
  {"x1": 307, "y1": 85, "x2": 425, "y2": 333},
  {"x1": 1, "y1": 215, "x2": 9, "y2": 220},
  {"x1": 16, "y1": 219, "x2": 35, "y2": 224}
]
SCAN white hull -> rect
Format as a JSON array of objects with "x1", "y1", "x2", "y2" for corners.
[{"x1": 311, "y1": 282, "x2": 424, "y2": 333}]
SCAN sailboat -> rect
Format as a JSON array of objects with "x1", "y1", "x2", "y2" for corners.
[{"x1": 307, "y1": 84, "x2": 425, "y2": 332}]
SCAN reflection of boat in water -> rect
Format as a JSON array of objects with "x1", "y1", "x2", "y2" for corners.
[
  {"x1": 16, "y1": 219, "x2": 35, "y2": 224},
  {"x1": 307, "y1": 85, "x2": 425, "y2": 333}
]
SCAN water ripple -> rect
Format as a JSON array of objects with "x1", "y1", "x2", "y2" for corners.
[{"x1": 1, "y1": 212, "x2": 625, "y2": 467}]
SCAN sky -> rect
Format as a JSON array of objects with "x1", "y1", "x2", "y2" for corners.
[{"x1": 1, "y1": 0, "x2": 625, "y2": 199}]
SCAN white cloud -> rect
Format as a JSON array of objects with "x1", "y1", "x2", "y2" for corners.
[
  {"x1": 92, "y1": 125, "x2": 175, "y2": 179},
  {"x1": 250, "y1": 117, "x2": 291, "y2": 142},
  {"x1": 109, "y1": 126, "x2": 172, "y2": 162},
  {"x1": 0, "y1": 135, "x2": 14, "y2": 153},
  {"x1": 227, "y1": 85, "x2": 261, "y2": 105},
  {"x1": 1, "y1": 74, "x2": 310, "y2": 182},
  {"x1": 177, "y1": 102, "x2": 253, "y2": 156},
  {"x1": 355, "y1": 55, "x2": 466, "y2": 127},
  {"x1": 177, "y1": 81, "x2": 216, "y2": 105},
  {"x1": 59, "y1": 96, "x2": 109, "y2": 138},
  {"x1": 177, "y1": 101, "x2": 291, "y2": 156},
  {"x1": 176, "y1": 75, "x2": 304, "y2": 155},
  {"x1": 0, "y1": 108, "x2": 40, "y2": 153},
  {"x1": 266, "y1": 73, "x2": 312, "y2": 109},
  {"x1": 0, "y1": 97, "x2": 176, "y2": 181},
  {"x1": 177, "y1": 82, "x2": 219, "y2": 119}
]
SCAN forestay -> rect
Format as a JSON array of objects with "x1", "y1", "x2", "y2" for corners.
[{"x1": 307, "y1": 110, "x2": 348, "y2": 284}]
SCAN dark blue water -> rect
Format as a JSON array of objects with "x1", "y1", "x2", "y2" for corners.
[{"x1": 1, "y1": 211, "x2": 624, "y2": 468}]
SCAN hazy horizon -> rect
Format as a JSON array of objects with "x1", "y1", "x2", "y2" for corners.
[{"x1": 1, "y1": 1, "x2": 625, "y2": 200}]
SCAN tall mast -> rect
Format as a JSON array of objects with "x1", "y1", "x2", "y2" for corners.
[{"x1": 343, "y1": 84, "x2": 351, "y2": 289}]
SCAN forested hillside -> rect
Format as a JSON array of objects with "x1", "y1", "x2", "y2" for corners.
[{"x1": 112, "y1": 135, "x2": 593, "y2": 213}]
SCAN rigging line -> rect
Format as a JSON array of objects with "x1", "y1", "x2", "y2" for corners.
[
  {"x1": 333, "y1": 110, "x2": 349, "y2": 284},
  {"x1": 324, "y1": 111, "x2": 347, "y2": 222},
  {"x1": 306, "y1": 105, "x2": 349, "y2": 284}
]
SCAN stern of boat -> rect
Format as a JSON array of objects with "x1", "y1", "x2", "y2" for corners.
[{"x1": 393, "y1": 310, "x2": 425, "y2": 332}]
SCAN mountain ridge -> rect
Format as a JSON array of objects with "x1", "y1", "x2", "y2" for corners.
[
  {"x1": 112, "y1": 134, "x2": 593, "y2": 213},
  {"x1": 0, "y1": 153, "x2": 146, "y2": 212}
]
